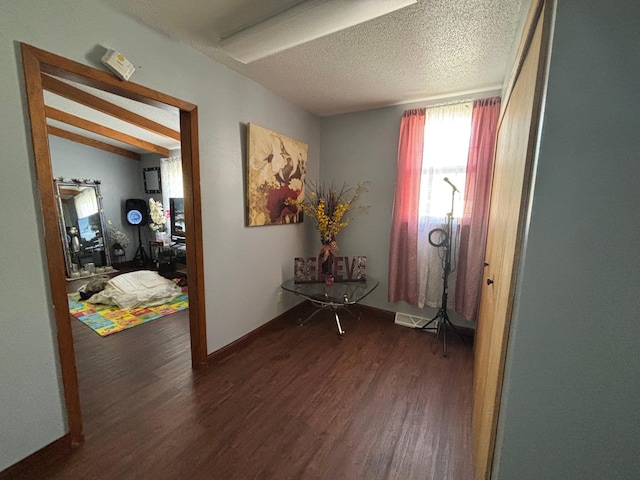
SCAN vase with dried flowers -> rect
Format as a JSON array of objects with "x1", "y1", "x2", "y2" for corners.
[{"x1": 289, "y1": 180, "x2": 368, "y2": 282}]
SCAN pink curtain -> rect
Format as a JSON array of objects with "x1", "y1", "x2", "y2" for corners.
[
  {"x1": 454, "y1": 97, "x2": 501, "y2": 320},
  {"x1": 388, "y1": 109, "x2": 425, "y2": 305}
]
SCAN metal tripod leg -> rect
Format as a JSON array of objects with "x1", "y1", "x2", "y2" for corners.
[
  {"x1": 421, "y1": 307, "x2": 464, "y2": 357},
  {"x1": 435, "y1": 316, "x2": 445, "y2": 357},
  {"x1": 420, "y1": 310, "x2": 441, "y2": 332},
  {"x1": 444, "y1": 316, "x2": 464, "y2": 342}
]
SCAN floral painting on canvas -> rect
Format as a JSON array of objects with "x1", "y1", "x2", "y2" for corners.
[{"x1": 246, "y1": 123, "x2": 307, "y2": 226}]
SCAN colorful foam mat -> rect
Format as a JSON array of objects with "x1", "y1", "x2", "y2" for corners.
[{"x1": 68, "y1": 288, "x2": 188, "y2": 337}]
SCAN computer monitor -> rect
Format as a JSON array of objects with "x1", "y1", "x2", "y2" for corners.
[{"x1": 170, "y1": 197, "x2": 186, "y2": 242}]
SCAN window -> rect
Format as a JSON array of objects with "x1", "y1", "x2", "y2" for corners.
[
  {"x1": 417, "y1": 102, "x2": 472, "y2": 308},
  {"x1": 389, "y1": 97, "x2": 500, "y2": 314},
  {"x1": 419, "y1": 102, "x2": 472, "y2": 219}
]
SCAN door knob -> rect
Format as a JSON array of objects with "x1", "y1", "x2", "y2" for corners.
[{"x1": 486, "y1": 278, "x2": 494, "y2": 285}]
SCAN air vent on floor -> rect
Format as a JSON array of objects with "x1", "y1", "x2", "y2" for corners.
[{"x1": 394, "y1": 312, "x2": 430, "y2": 328}]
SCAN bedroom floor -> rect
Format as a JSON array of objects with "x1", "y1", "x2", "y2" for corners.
[{"x1": 7, "y1": 303, "x2": 475, "y2": 480}]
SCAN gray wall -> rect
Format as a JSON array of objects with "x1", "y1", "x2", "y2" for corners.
[
  {"x1": 49, "y1": 135, "x2": 145, "y2": 262},
  {"x1": 0, "y1": 0, "x2": 319, "y2": 470},
  {"x1": 494, "y1": 1, "x2": 640, "y2": 478},
  {"x1": 319, "y1": 91, "x2": 500, "y2": 328}
]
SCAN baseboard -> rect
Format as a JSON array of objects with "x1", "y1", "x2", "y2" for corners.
[
  {"x1": 207, "y1": 301, "x2": 309, "y2": 365},
  {"x1": 207, "y1": 301, "x2": 474, "y2": 366},
  {"x1": 0, "y1": 434, "x2": 72, "y2": 479},
  {"x1": 352, "y1": 303, "x2": 395, "y2": 322}
]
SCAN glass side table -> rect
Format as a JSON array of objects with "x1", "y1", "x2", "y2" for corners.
[{"x1": 281, "y1": 278, "x2": 379, "y2": 337}]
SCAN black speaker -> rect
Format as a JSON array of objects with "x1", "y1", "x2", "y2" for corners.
[{"x1": 125, "y1": 199, "x2": 148, "y2": 226}]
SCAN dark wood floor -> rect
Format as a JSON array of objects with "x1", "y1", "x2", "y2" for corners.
[{"x1": 7, "y1": 303, "x2": 474, "y2": 480}]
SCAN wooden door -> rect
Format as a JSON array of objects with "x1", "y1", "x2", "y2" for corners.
[{"x1": 472, "y1": 2, "x2": 552, "y2": 478}]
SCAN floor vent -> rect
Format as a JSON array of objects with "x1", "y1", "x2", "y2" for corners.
[{"x1": 394, "y1": 312, "x2": 430, "y2": 329}]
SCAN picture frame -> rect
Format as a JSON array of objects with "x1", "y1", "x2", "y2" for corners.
[
  {"x1": 246, "y1": 123, "x2": 307, "y2": 226},
  {"x1": 143, "y1": 167, "x2": 162, "y2": 194}
]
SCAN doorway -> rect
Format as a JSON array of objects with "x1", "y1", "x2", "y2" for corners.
[{"x1": 20, "y1": 43, "x2": 208, "y2": 447}]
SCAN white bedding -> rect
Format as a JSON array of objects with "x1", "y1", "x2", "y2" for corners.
[{"x1": 87, "y1": 270, "x2": 182, "y2": 310}]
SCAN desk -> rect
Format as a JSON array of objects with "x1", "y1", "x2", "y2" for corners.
[{"x1": 281, "y1": 278, "x2": 379, "y2": 337}]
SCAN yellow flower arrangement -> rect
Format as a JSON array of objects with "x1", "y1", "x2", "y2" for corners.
[{"x1": 290, "y1": 180, "x2": 368, "y2": 243}]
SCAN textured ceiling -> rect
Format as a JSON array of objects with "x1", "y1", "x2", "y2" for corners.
[
  {"x1": 105, "y1": 0, "x2": 527, "y2": 117},
  {"x1": 45, "y1": 0, "x2": 527, "y2": 158}
]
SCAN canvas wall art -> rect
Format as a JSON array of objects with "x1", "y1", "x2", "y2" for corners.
[{"x1": 246, "y1": 123, "x2": 307, "y2": 226}]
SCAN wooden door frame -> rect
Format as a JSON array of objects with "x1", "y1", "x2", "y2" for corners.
[{"x1": 20, "y1": 43, "x2": 208, "y2": 447}]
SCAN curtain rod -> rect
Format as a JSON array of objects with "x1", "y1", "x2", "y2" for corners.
[
  {"x1": 399, "y1": 86, "x2": 501, "y2": 111},
  {"x1": 424, "y1": 98, "x2": 474, "y2": 108}
]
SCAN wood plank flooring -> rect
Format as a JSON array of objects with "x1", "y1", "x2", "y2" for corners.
[{"x1": 6, "y1": 303, "x2": 474, "y2": 480}]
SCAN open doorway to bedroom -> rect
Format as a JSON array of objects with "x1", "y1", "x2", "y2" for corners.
[{"x1": 21, "y1": 43, "x2": 208, "y2": 447}]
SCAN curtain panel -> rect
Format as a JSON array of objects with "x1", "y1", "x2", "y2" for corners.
[
  {"x1": 454, "y1": 97, "x2": 501, "y2": 320},
  {"x1": 160, "y1": 156, "x2": 184, "y2": 216},
  {"x1": 388, "y1": 109, "x2": 425, "y2": 305}
]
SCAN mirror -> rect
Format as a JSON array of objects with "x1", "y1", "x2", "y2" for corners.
[
  {"x1": 54, "y1": 179, "x2": 112, "y2": 278},
  {"x1": 144, "y1": 167, "x2": 162, "y2": 194}
]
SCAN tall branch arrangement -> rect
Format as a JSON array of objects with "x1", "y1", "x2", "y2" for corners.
[{"x1": 293, "y1": 180, "x2": 369, "y2": 243}]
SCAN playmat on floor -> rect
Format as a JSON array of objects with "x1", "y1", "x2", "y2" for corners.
[{"x1": 67, "y1": 287, "x2": 188, "y2": 337}]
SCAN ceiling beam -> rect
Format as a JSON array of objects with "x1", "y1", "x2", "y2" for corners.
[
  {"x1": 48, "y1": 125, "x2": 141, "y2": 161},
  {"x1": 41, "y1": 74, "x2": 181, "y2": 142},
  {"x1": 46, "y1": 106, "x2": 170, "y2": 156}
]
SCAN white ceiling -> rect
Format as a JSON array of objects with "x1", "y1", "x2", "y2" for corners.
[
  {"x1": 47, "y1": 0, "x2": 527, "y2": 157},
  {"x1": 105, "y1": 0, "x2": 527, "y2": 117}
]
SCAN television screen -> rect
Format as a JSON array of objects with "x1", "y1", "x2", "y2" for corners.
[{"x1": 170, "y1": 197, "x2": 186, "y2": 241}]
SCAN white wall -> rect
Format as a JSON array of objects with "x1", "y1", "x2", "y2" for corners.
[
  {"x1": 0, "y1": 0, "x2": 319, "y2": 470},
  {"x1": 319, "y1": 91, "x2": 500, "y2": 328},
  {"x1": 494, "y1": 1, "x2": 640, "y2": 478}
]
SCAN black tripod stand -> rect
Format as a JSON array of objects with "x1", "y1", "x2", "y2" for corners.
[
  {"x1": 133, "y1": 224, "x2": 148, "y2": 267},
  {"x1": 421, "y1": 178, "x2": 465, "y2": 357}
]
